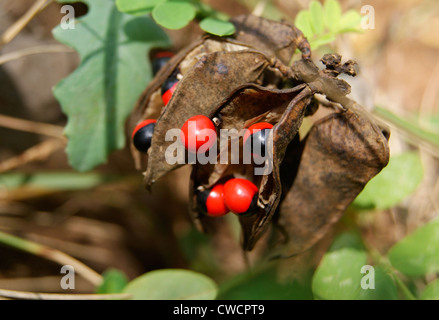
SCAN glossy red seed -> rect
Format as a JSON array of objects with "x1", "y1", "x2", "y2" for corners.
[
  {"x1": 132, "y1": 119, "x2": 157, "y2": 152},
  {"x1": 243, "y1": 122, "x2": 273, "y2": 144},
  {"x1": 161, "y1": 81, "x2": 178, "y2": 106},
  {"x1": 131, "y1": 119, "x2": 157, "y2": 139},
  {"x1": 154, "y1": 51, "x2": 174, "y2": 59},
  {"x1": 224, "y1": 178, "x2": 258, "y2": 214},
  {"x1": 205, "y1": 184, "x2": 228, "y2": 217},
  {"x1": 180, "y1": 115, "x2": 216, "y2": 153}
]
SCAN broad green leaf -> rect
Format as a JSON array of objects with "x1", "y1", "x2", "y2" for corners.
[
  {"x1": 115, "y1": 0, "x2": 164, "y2": 15},
  {"x1": 199, "y1": 17, "x2": 235, "y2": 36},
  {"x1": 324, "y1": 0, "x2": 341, "y2": 32},
  {"x1": 353, "y1": 152, "x2": 423, "y2": 210},
  {"x1": 355, "y1": 266, "x2": 398, "y2": 300},
  {"x1": 388, "y1": 218, "x2": 439, "y2": 277},
  {"x1": 295, "y1": 11, "x2": 313, "y2": 39},
  {"x1": 123, "y1": 269, "x2": 218, "y2": 300},
  {"x1": 96, "y1": 269, "x2": 129, "y2": 294},
  {"x1": 309, "y1": 0, "x2": 325, "y2": 35},
  {"x1": 312, "y1": 233, "x2": 367, "y2": 300},
  {"x1": 152, "y1": 0, "x2": 196, "y2": 30},
  {"x1": 338, "y1": 10, "x2": 362, "y2": 32},
  {"x1": 218, "y1": 267, "x2": 313, "y2": 300},
  {"x1": 53, "y1": 0, "x2": 170, "y2": 171},
  {"x1": 421, "y1": 279, "x2": 439, "y2": 300}
]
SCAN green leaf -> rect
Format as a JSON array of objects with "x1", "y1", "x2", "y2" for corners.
[
  {"x1": 115, "y1": 0, "x2": 165, "y2": 16},
  {"x1": 218, "y1": 267, "x2": 313, "y2": 300},
  {"x1": 353, "y1": 152, "x2": 423, "y2": 210},
  {"x1": 338, "y1": 9, "x2": 362, "y2": 32},
  {"x1": 96, "y1": 269, "x2": 129, "y2": 294},
  {"x1": 199, "y1": 17, "x2": 235, "y2": 36},
  {"x1": 53, "y1": 0, "x2": 170, "y2": 171},
  {"x1": 152, "y1": 0, "x2": 196, "y2": 30},
  {"x1": 355, "y1": 266, "x2": 398, "y2": 300},
  {"x1": 295, "y1": 11, "x2": 313, "y2": 39},
  {"x1": 312, "y1": 233, "x2": 367, "y2": 300},
  {"x1": 309, "y1": 33, "x2": 336, "y2": 50},
  {"x1": 324, "y1": 0, "x2": 341, "y2": 32},
  {"x1": 123, "y1": 269, "x2": 218, "y2": 300},
  {"x1": 388, "y1": 218, "x2": 439, "y2": 277},
  {"x1": 421, "y1": 279, "x2": 439, "y2": 300},
  {"x1": 309, "y1": 0, "x2": 325, "y2": 35}
]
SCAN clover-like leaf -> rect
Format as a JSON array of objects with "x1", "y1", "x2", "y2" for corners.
[
  {"x1": 116, "y1": 0, "x2": 165, "y2": 16},
  {"x1": 295, "y1": 10, "x2": 313, "y2": 39},
  {"x1": 421, "y1": 279, "x2": 439, "y2": 300},
  {"x1": 53, "y1": 0, "x2": 170, "y2": 171},
  {"x1": 152, "y1": 0, "x2": 197, "y2": 30},
  {"x1": 338, "y1": 10, "x2": 362, "y2": 32},
  {"x1": 312, "y1": 234, "x2": 368, "y2": 300},
  {"x1": 199, "y1": 17, "x2": 235, "y2": 36},
  {"x1": 388, "y1": 218, "x2": 439, "y2": 277},
  {"x1": 353, "y1": 151, "x2": 423, "y2": 210},
  {"x1": 96, "y1": 269, "x2": 129, "y2": 294},
  {"x1": 309, "y1": 0, "x2": 325, "y2": 35},
  {"x1": 324, "y1": 0, "x2": 342, "y2": 32},
  {"x1": 123, "y1": 269, "x2": 218, "y2": 300}
]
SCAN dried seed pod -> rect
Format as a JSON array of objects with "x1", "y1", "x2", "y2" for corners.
[
  {"x1": 127, "y1": 14, "x2": 390, "y2": 255},
  {"x1": 274, "y1": 108, "x2": 390, "y2": 258},
  {"x1": 231, "y1": 15, "x2": 311, "y2": 62}
]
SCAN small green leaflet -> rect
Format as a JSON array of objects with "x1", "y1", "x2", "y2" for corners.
[
  {"x1": 152, "y1": 0, "x2": 196, "y2": 30},
  {"x1": 312, "y1": 232, "x2": 397, "y2": 300},
  {"x1": 388, "y1": 218, "x2": 439, "y2": 277},
  {"x1": 123, "y1": 269, "x2": 218, "y2": 300},
  {"x1": 199, "y1": 17, "x2": 235, "y2": 36},
  {"x1": 295, "y1": 0, "x2": 362, "y2": 50},
  {"x1": 353, "y1": 152, "x2": 424, "y2": 210},
  {"x1": 116, "y1": 0, "x2": 235, "y2": 36},
  {"x1": 53, "y1": 0, "x2": 170, "y2": 171}
]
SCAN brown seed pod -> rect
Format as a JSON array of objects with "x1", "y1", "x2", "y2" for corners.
[
  {"x1": 127, "y1": 14, "x2": 390, "y2": 254},
  {"x1": 273, "y1": 108, "x2": 390, "y2": 258}
]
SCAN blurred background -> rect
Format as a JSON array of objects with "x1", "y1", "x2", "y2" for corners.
[{"x1": 0, "y1": 0, "x2": 438, "y2": 296}]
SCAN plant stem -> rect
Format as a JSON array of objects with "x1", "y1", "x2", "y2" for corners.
[
  {"x1": 0, "y1": 139, "x2": 65, "y2": 173},
  {"x1": 0, "y1": 288, "x2": 131, "y2": 300},
  {"x1": 0, "y1": 45, "x2": 74, "y2": 65},
  {"x1": 0, "y1": 230, "x2": 103, "y2": 287},
  {"x1": 372, "y1": 106, "x2": 439, "y2": 158},
  {"x1": 0, "y1": 0, "x2": 54, "y2": 49},
  {"x1": 0, "y1": 114, "x2": 65, "y2": 139}
]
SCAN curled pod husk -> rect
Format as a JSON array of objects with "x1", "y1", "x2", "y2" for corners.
[
  {"x1": 128, "y1": 14, "x2": 311, "y2": 179},
  {"x1": 273, "y1": 108, "x2": 390, "y2": 258},
  {"x1": 231, "y1": 15, "x2": 311, "y2": 63},
  {"x1": 189, "y1": 83, "x2": 314, "y2": 250},
  {"x1": 128, "y1": 37, "x2": 253, "y2": 171}
]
